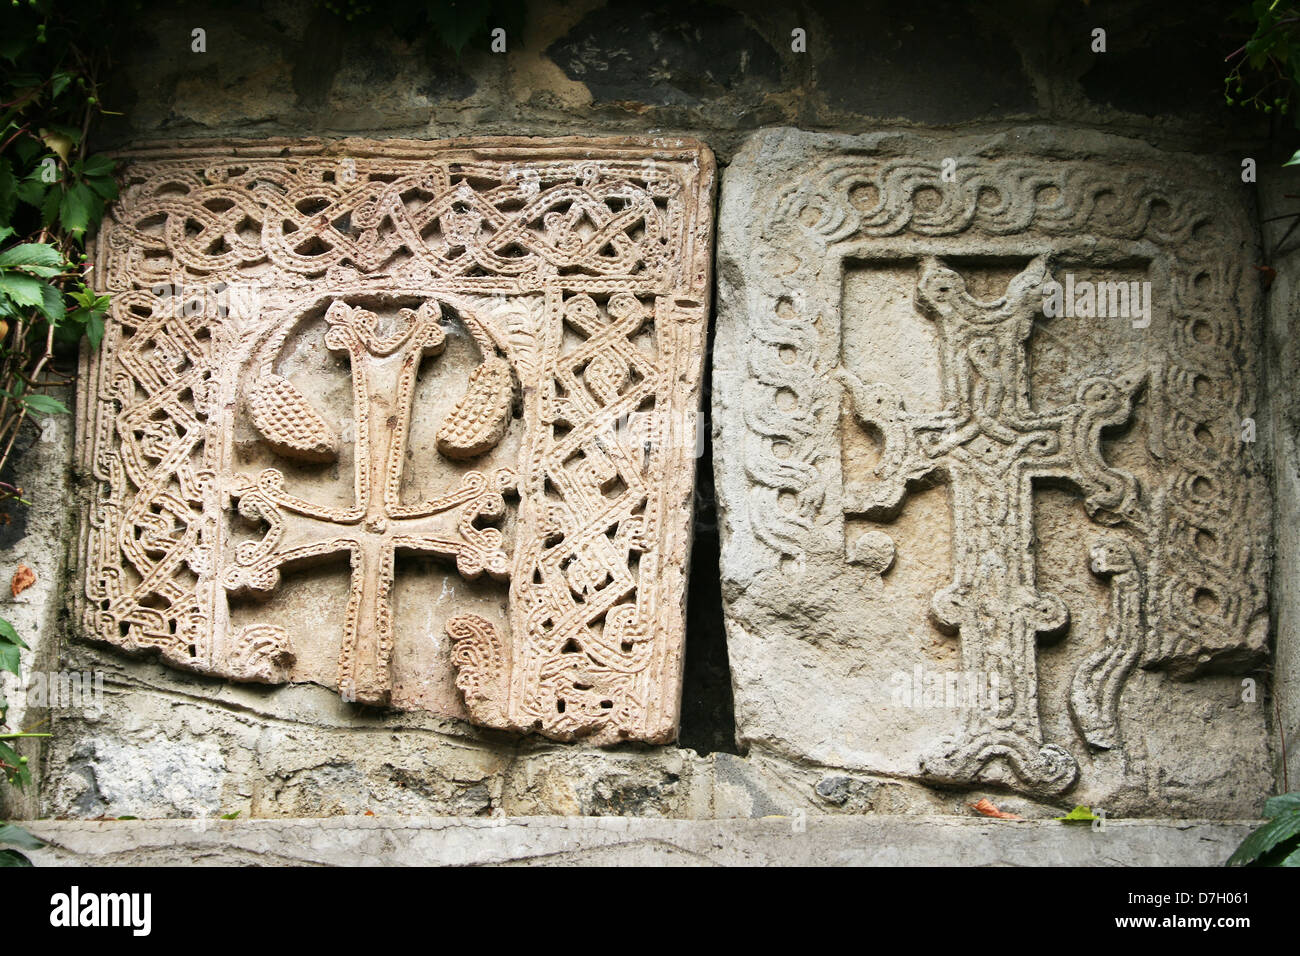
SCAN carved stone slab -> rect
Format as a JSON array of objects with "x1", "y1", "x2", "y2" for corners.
[
  {"x1": 714, "y1": 128, "x2": 1272, "y2": 813},
  {"x1": 77, "y1": 137, "x2": 714, "y2": 745}
]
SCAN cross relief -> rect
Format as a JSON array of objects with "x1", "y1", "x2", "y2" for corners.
[
  {"x1": 838, "y1": 256, "x2": 1147, "y2": 794},
  {"x1": 224, "y1": 298, "x2": 516, "y2": 706}
]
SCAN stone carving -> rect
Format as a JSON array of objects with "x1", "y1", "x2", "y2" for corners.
[
  {"x1": 715, "y1": 129, "x2": 1272, "y2": 812},
  {"x1": 838, "y1": 255, "x2": 1143, "y2": 793},
  {"x1": 78, "y1": 137, "x2": 715, "y2": 744},
  {"x1": 1069, "y1": 537, "x2": 1144, "y2": 751}
]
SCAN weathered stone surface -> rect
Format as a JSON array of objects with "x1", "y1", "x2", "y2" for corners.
[
  {"x1": 0, "y1": 387, "x2": 75, "y2": 822},
  {"x1": 76, "y1": 136, "x2": 714, "y2": 746},
  {"x1": 19, "y1": 815, "x2": 1256, "y2": 866},
  {"x1": 1261, "y1": 164, "x2": 1300, "y2": 791},
  {"x1": 715, "y1": 127, "x2": 1273, "y2": 815}
]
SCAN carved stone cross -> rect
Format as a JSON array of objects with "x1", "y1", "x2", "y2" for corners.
[
  {"x1": 838, "y1": 256, "x2": 1141, "y2": 794},
  {"x1": 225, "y1": 299, "x2": 514, "y2": 706}
]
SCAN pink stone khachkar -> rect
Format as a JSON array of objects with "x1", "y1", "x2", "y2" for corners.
[{"x1": 77, "y1": 137, "x2": 715, "y2": 745}]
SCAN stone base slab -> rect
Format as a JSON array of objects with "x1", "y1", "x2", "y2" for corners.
[{"x1": 16, "y1": 816, "x2": 1254, "y2": 866}]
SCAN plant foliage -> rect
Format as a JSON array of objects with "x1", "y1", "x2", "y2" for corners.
[
  {"x1": 1228, "y1": 793, "x2": 1300, "y2": 865},
  {"x1": 0, "y1": 0, "x2": 122, "y2": 865}
]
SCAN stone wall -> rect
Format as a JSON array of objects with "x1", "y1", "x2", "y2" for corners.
[{"x1": 2, "y1": 0, "x2": 1294, "y2": 827}]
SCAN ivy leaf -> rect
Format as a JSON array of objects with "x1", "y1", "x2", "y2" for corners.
[
  {"x1": 14, "y1": 178, "x2": 46, "y2": 208},
  {"x1": 38, "y1": 282, "x2": 65, "y2": 323},
  {"x1": 0, "y1": 617, "x2": 30, "y2": 649},
  {"x1": 39, "y1": 128, "x2": 73, "y2": 164},
  {"x1": 80, "y1": 154, "x2": 115, "y2": 178},
  {"x1": 1227, "y1": 808, "x2": 1300, "y2": 866},
  {"x1": 0, "y1": 33, "x2": 29, "y2": 64},
  {"x1": 22, "y1": 393, "x2": 69, "y2": 416},
  {"x1": 0, "y1": 272, "x2": 45, "y2": 308},
  {"x1": 1264, "y1": 792, "x2": 1300, "y2": 817},
  {"x1": 0, "y1": 642, "x2": 19, "y2": 677},
  {"x1": 87, "y1": 175, "x2": 118, "y2": 202},
  {"x1": 50, "y1": 72, "x2": 72, "y2": 100},
  {"x1": 59, "y1": 183, "x2": 98, "y2": 237},
  {"x1": 40, "y1": 185, "x2": 60, "y2": 228},
  {"x1": 1055, "y1": 805, "x2": 1099, "y2": 823},
  {"x1": 0, "y1": 243, "x2": 64, "y2": 271},
  {"x1": 0, "y1": 823, "x2": 43, "y2": 851},
  {"x1": 85, "y1": 310, "x2": 105, "y2": 350},
  {"x1": 12, "y1": 137, "x2": 40, "y2": 168}
]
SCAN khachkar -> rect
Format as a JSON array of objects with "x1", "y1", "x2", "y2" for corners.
[
  {"x1": 76, "y1": 137, "x2": 714, "y2": 745},
  {"x1": 714, "y1": 128, "x2": 1273, "y2": 814}
]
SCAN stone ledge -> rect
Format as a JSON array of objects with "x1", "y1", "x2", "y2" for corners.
[{"x1": 15, "y1": 816, "x2": 1254, "y2": 866}]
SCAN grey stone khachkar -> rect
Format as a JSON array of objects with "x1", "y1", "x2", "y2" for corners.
[
  {"x1": 714, "y1": 128, "x2": 1274, "y2": 815},
  {"x1": 75, "y1": 137, "x2": 715, "y2": 746}
]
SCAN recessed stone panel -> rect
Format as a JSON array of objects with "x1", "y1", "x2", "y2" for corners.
[{"x1": 714, "y1": 128, "x2": 1272, "y2": 814}]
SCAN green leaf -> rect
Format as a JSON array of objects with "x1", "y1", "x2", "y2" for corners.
[
  {"x1": 0, "y1": 618, "x2": 30, "y2": 649},
  {"x1": 0, "y1": 643, "x2": 18, "y2": 677},
  {"x1": 115, "y1": 815, "x2": 138, "y2": 821},
  {"x1": 1227, "y1": 808, "x2": 1300, "y2": 866},
  {"x1": 80, "y1": 155, "x2": 115, "y2": 178},
  {"x1": 22, "y1": 393, "x2": 70, "y2": 415},
  {"x1": 0, "y1": 33, "x2": 29, "y2": 64},
  {"x1": 0, "y1": 226, "x2": 13, "y2": 245},
  {"x1": 0, "y1": 823, "x2": 44, "y2": 850},
  {"x1": 37, "y1": 281, "x2": 65, "y2": 323},
  {"x1": 1055, "y1": 805, "x2": 1099, "y2": 823},
  {"x1": 40, "y1": 185, "x2": 60, "y2": 227},
  {"x1": 0, "y1": 243, "x2": 64, "y2": 270},
  {"x1": 0, "y1": 273, "x2": 45, "y2": 308},
  {"x1": 85, "y1": 310, "x2": 105, "y2": 350},
  {"x1": 51, "y1": 72, "x2": 72, "y2": 100},
  {"x1": 87, "y1": 175, "x2": 118, "y2": 202},
  {"x1": 0, "y1": 739, "x2": 28, "y2": 787},
  {"x1": 59, "y1": 183, "x2": 96, "y2": 236},
  {"x1": 15, "y1": 178, "x2": 46, "y2": 208},
  {"x1": 1264, "y1": 792, "x2": 1300, "y2": 817},
  {"x1": 0, "y1": 849, "x2": 33, "y2": 866},
  {"x1": 1286, "y1": 149, "x2": 1300, "y2": 167},
  {"x1": 220, "y1": 811, "x2": 240, "y2": 820}
]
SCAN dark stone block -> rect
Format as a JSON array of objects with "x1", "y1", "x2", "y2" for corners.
[
  {"x1": 1076, "y1": 1, "x2": 1237, "y2": 119},
  {"x1": 547, "y1": 1, "x2": 783, "y2": 106},
  {"x1": 813, "y1": 0, "x2": 1036, "y2": 122}
]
